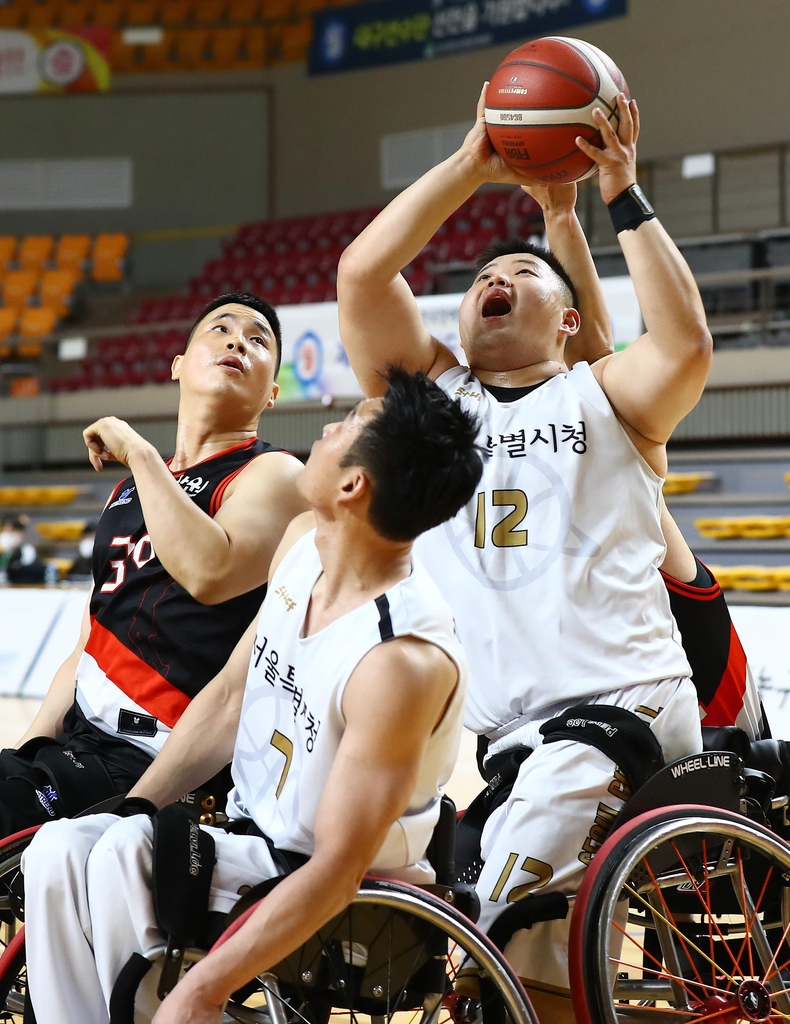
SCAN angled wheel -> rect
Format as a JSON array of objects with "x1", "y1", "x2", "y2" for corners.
[
  {"x1": 115, "y1": 879, "x2": 539, "y2": 1024},
  {"x1": 222, "y1": 879, "x2": 538, "y2": 1024},
  {"x1": 569, "y1": 805, "x2": 790, "y2": 1024}
]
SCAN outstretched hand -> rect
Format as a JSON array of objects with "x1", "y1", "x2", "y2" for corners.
[{"x1": 575, "y1": 92, "x2": 639, "y2": 205}]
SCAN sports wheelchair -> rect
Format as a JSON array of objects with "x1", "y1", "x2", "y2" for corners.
[{"x1": 3, "y1": 732, "x2": 790, "y2": 1024}]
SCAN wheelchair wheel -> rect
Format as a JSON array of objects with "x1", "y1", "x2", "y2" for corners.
[
  {"x1": 0, "y1": 930, "x2": 25, "y2": 1022},
  {"x1": 120, "y1": 878, "x2": 537, "y2": 1024},
  {"x1": 220, "y1": 879, "x2": 537, "y2": 1024},
  {"x1": 569, "y1": 805, "x2": 790, "y2": 1024}
]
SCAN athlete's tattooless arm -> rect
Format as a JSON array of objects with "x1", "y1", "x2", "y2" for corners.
[
  {"x1": 127, "y1": 615, "x2": 257, "y2": 807},
  {"x1": 339, "y1": 86, "x2": 537, "y2": 396},
  {"x1": 16, "y1": 589, "x2": 92, "y2": 746},
  {"x1": 151, "y1": 638, "x2": 458, "y2": 1024},
  {"x1": 659, "y1": 497, "x2": 698, "y2": 584},
  {"x1": 524, "y1": 183, "x2": 614, "y2": 368},
  {"x1": 580, "y1": 95, "x2": 713, "y2": 445},
  {"x1": 83, "y1": 415, "x2": 307, "y2": 604}
]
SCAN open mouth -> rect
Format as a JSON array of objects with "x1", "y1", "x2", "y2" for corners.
[
  {"x1": 218, "y1": 354, "x2": 244, "y2": 373},
  {"x1": 482, "y1": 288, "x2": 512, "y2": 319}
]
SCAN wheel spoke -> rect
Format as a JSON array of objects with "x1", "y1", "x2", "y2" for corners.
[
  {"x1": 644, "y1": 855, "x2": 708, "y2": 992},
  {"x1": 607, "y1": 953, "x2": 730, "y2": 996},
  {"x1": 623, "y1": 883, "x2": 736, "y2": 986}
]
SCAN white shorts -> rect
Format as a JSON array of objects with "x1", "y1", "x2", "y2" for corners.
[
  {"x1": 22, "y1": 813, "x2": 284, "y2": 1024},
  {"x1": 474, "y1": 676, "x2": 702, "y2": 992}
]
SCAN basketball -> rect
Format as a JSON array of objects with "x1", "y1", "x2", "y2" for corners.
[{"x1": 485, "y1": 36, "x2": 629, "y2": 184}]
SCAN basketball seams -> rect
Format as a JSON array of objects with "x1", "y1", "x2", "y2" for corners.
[{"x1": 495, "y1": 59, "x2": 601, "y2": 108}]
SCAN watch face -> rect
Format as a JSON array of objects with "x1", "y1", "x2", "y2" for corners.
[{"x1": 630, "y1": 184, "x2": 652, "y2": 215}]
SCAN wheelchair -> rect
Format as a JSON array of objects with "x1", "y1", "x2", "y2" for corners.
[
  {"x1": 3, "y1": 737, "x2": 790, "y2": 1024},
  {"x1": 0, "y1": 796, "x2": 540, "y2": 1024}
]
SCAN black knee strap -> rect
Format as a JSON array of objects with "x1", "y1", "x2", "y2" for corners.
[
  {"x1": 152, "y1": 803, "x2": 216, "y2": 948},
  {"x1": 539, "y1": 705, "x2": 664, "y2": 794},
  {"x1": 31, "y1": 744, "x2": 117, "y2": 817}
]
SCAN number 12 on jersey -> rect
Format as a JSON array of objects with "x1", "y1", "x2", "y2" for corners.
[{"x1": 474, "y1": 490, "x2": 529, "y2": 549}]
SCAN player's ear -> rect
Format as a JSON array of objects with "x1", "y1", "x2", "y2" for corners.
[
  {"x1": 337, "y1": 466, "x2": 369, "y2": 506},
  {"x1": 171, "y1": 353, "x2": 183, "y2": 381},
  {"x1": 266, "y1": 382, "x2": 280, "y2": 409},
  {"x1": 559, "y1": 308, "x2": 581, "y2": 338}
]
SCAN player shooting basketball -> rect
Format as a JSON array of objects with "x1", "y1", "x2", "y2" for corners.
[
  {"x1": 337, "y1": 90, "x2": 712, "y2": 1023},
  {"x1": 0, "y1": 293, "x2": 307, "y2": 836}
]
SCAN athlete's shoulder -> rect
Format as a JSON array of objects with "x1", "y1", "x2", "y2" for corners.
[
  {"x1": 219, "y1": 447, "x2": 303, "y2": 505},
  {"x1": 267, "y1": 513, "x2": 317, "y2": 582}
]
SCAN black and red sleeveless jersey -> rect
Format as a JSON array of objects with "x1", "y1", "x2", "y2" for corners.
[
  {"x1": 661, "y1": 560, "x2": 767, "y2": 740},
  {"x1": 75, "y1": 437, "x2": 279, "y2": 757}
]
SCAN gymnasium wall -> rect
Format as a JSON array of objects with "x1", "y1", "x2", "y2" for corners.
[
  {"x1": 253, "y1": 0, "x2": 790, "y2": 218},
  {"x1": 0, "y1": 88, "x2": 270, "y2": 287}
]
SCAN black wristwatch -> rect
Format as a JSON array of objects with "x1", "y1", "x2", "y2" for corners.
[{"x1": 608, "y1": 183, "x2": 655, "y2": 233}]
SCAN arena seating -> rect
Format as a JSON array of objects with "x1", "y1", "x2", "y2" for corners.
[
  {"x1": 172, "y1": 190, "x2": 538, "y2": 313},
  {"x1": 0, "y1": 232, "x2": 129, "y2": 342},
  {"x1": 0, "y1": 485, "x2": 80, "y2": 504},
  {"x1": 0, "y1": 0, "x2": 361, "y2": 72},
  {"x1": 709, "y1": 565, "x2": 790, "y2": 592},
  {"x1": 662, "y1": 471, "x2": 718, "y2": 494},
  {"x1": 49, "y1": 329, "x2": 189, "y2": 391},
  {"x1": 695, "y1": 516, "x2": 790, "y2": 539}
]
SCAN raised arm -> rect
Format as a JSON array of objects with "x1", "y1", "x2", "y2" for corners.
[
  {"x1": 339, "y1": 86, "x2": 536, "y2": 396},
  {"x1": 581, "y1": 96, "x2": 712, "y2": 449},
  {"x1": 16, "y1": 589, "x2": 92, "y2": 745},
  {"x1": 83, "y1": 416, "x2": 307, "y2": 604},
  {"x1": 524, "y1": 183, "x2": 614, "y2": 368},
  {"x1": 127, "y1": 614, "x2": 257, "y2": 807},
  {"x1": 151, "y1": 637, "x2": 458, "y2": 1024}
]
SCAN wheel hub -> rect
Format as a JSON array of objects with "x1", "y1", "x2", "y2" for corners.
[
  {"x1": 694, "y1": 980, "x2": 772, "y2": 1023},
  {"x1": 737, "y1": 979, "x2": 772, "y2": 1022}
]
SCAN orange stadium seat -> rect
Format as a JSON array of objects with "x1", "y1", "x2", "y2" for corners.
[
  {"x1": 160, "y1": 0, "x2": 191, "y2": 21},
  {"x1": 173, "y1": 26, "x2": 209, "y2": 66},
  {"x1": 60, "y1": 0, "x2": 93, "y2": 25},
  {"x1": 268, "y1": 15, "x2": 310, "y2": 62},
  {"x1": 55, "y1": 234, "x2": 91, "y2": 273},
  {"x1": 138, "y1": 28, "x2": 173, "y2": 68},
  {"x1": 0, "y1": 236, "x2": 16, "y2": 272},
  {"x1": 125, "y1": 0, "x2": 159, "y2": 23},
  {"x1": 0, "y1": 309, "x2": 17, "y2": 340},
  {"x1": 39, "y1": 269, "x2": 79, "y2": 317},
  {"x1": 227, "y1": 0, "x2": 256, "y2": 21},
  {"x1": 92, "y1": 233, "x2": 129, "y2": 281},
  {"x1": 295, "y1": 0, "x2": 325, "y2": 12},
  {"x1": 233, "y1": 25, "x2": 264, "y2": 66},
  {"x1": 3, "y1": 270, "x2": 38, "y2": 310},
  {"x1": 19, "y1": 307, "x2": 58, "y2": 339},
  {"x1": 36, "y1": 520, "x2": 86, "y2": 541},
  {"x1": 211, "y1": 26, "x2": 242, "y2": 66},
  {"x1": 194, "y1": 0, "x2": 223, "y2": 21},
  {"x1": 25, "y1": 0, "x2": 63, "y2": 26},
  {"x1": 0, "y1": 5, "x2": 24, "y2": 27},
  {"x1": 19, "y1": 235, "x2": 53, "y2": 272},
  {"x1": 259, "y1": 0, "x2": 290, "y2": 18},
  {"x1": 94, "y1": 0, "x2": 124, "y2": 24},
  {"x1": 110, "y1": 29, "x2": 135, "y2": 68}
]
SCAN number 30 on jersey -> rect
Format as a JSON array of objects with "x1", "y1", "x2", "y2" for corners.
[
  {"x1": 101, "y1": 534, "x2": 156, "y2": 593},
  {"x1": 474, "y1": 490, "x2": 529, "y2": 549}
]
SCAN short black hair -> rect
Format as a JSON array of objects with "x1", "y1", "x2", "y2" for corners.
[
  {"x1": 188, "y1": 292, "x2": 283, "y2": 376},
  {"x1": 341, "y1": 366, "x2": 483, "y2": 542},
  {"x1": 476, "y1": 239, "x2": 578, "y2": 309}
]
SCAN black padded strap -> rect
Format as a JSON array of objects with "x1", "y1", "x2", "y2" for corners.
[
  {"x1": 31, "y1": 744, "x2": 117, "y2": 817},
  {"x1": 539, "y1": 705, "x2": 664, "y2": 794},
  {"x1": 109, "y1": 953, "x2": 153, "y2": 1024},
  {"x1": 151, "y1": 803, "x2": 216, "y2": 948}
]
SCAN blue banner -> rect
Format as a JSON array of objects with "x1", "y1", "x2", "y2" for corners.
[{"x1": 309, "y1": 0, "x2": 627, "y2": 75}]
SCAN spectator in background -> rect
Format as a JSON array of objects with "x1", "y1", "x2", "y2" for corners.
[
  {"x1": 67, "y1": 520, "x2": 98, "y2": 580},
  {"x1": 6, "y1": 540, "x2": 46, "y2": 585},
  {"x1": 0, "y1": 516, "x2": 28, "y2": 573}
]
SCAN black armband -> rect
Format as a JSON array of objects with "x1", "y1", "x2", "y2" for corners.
[{"x1": 608, "y1": 183, "x2": 655, "y2": 233}]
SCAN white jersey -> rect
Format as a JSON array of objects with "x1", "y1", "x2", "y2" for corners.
[
  {"x1": 226, "y1": 530, "x2": 467, "y2": 882},
  {"x1": 413, "y1": 362, "x2": 691, "y2": 736}
]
